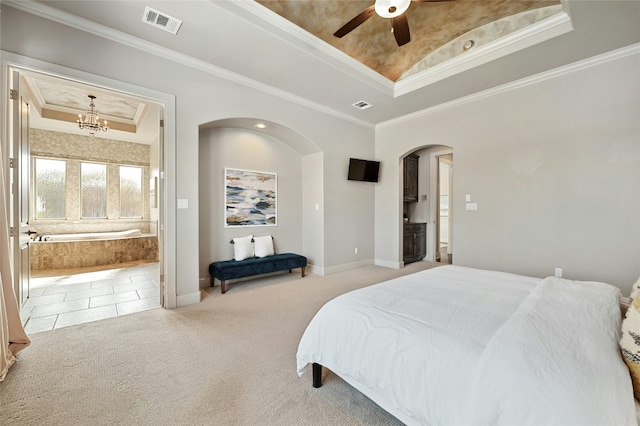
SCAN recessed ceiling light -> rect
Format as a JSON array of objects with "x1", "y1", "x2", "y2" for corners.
[
  {"x1": 463, "y1": 40, "x2": 475, "y2": 51},
  {"x1": 255, "y1": 123, "x2": 266, "y2": 129}
]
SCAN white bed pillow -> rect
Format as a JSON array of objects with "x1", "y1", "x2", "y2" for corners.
[
  {"x1": 232, "y1": 235, "x2": 254, "y2": 261},
  {"x1": 254, "y1": 235, "x2": 274, "y2": 258},
  {"x1": 620, "y1": 295, "x2": 640, "y2": 400}
]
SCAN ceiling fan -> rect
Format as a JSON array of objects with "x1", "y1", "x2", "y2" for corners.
[{"x1": 334, "y1": 0, "x2": 453, "y2": 47}]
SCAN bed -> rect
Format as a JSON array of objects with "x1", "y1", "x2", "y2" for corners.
[{"x1": 296, "y1": 265, "x2": 637, "y2": 425}]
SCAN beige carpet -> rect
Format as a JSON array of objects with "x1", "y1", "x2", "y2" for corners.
[{"x1": 1, "y1": 261, "x2": 441, "y2": 425}]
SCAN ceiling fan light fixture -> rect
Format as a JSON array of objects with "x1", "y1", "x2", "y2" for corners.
[{"x1": 375, "y1": 0, "x2": 411, "y2": 18}]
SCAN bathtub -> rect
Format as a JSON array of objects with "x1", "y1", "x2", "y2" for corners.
[
  {"x1": 31, "y1": 229, "x2": 158, "y2": 271},
  {"x1": 40, "y1": 229, "x2": 142, "y2": 242}
]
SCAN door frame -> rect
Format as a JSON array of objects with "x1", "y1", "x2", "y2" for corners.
[
  {"x1": 2, "y1": 52, "x2": 178, "y2": 309},
  {"x1": 9, "y1": 69, "x2": 32, "y2": 319},
  {"x1": 427, "y1": 147, "x2": 453, "y2": 262}
]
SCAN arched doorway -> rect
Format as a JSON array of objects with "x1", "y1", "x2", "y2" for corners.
[{"x1": 401, "y1": 145, "x2": 453, "y2": 264}]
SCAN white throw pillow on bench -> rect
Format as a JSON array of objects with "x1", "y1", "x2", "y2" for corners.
[
  {"x1": 254, "y1": 235, "x2": 275, "y2": 258},
  {"x1": 232, "y1": 235, "x2": 254, "y2": 261}
]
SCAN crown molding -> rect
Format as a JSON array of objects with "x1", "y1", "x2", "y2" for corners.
[
  {"x1": 218, "y1": 0, "x2": 395, "y2": 96},
  {"x1": 378, "y1": 43, "x2": 640, "y2": 128},
  {"x1": 218, "y1": 1, "x2": 574, "y2": 100},
  {"x1": 394, "y1": 8, "x2": 573, "y2": 97},
  {"x1": 5, "y1": 0, "x2": 375, "y2": 129}
]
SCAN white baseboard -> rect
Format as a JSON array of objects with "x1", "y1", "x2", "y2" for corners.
[
  {"x1": 375, "y1": 259, "x2": 403, "y2": 269},
  {"x1": 306, "y1": 264, "x2": 324, "y2": 276},
  {"x1": 176, "y1": 291, "x2": 201, "y2": 307},
  {"x1": 322, "y1": 259, "x2": 374, "y2": 275}
]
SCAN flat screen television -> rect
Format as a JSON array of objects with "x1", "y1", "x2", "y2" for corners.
[{"x1": 348, "y1": 158, "x2": 380, "y2": 183}]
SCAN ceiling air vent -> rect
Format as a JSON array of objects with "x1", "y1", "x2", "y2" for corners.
[
  {"x1": 143, "y1": 6, "x2": 183, "y2": 35},
  {"x1": 352, "y1": 100, "x2": 373, "y2": 110}
]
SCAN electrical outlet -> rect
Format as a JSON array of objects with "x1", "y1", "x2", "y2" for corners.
[{"x1": 554, "y1": 268, "x2": 562, "y2": 278}]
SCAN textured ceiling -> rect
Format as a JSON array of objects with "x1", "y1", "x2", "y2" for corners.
[{"x1": 257, "y1": 0, "x2": 562, "y2": 81}]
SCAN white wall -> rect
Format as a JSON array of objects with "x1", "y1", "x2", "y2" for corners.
[
  {"x1": 198, "y1": 127, "x2": 303, "y2": 283},
  {"x1": 1, "y1": 5, "x2": 375, "y2": 305},
  {"x1": 302, "y1": 152, "x2": 324, "y2": 274},
  {"x1": 3, "y1": 4, "x2": 636, "y2": 301},
  {"x1": 376, "y1": 48, "x2": 640, "y2": 293}
]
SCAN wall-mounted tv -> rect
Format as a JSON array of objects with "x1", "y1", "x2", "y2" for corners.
[{"x1": 348, "y1": 158, "x2": 380, "y2": 183}]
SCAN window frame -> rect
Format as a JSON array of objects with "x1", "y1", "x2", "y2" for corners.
[
  {"x1": 34, "y1": 157, "x2": 67, "y2": 220},
  {"x1": 80, "y1": 161, "x2": 108, "y2": 219},
  {"x1": 119, "y1": 165, "x2": 144, "y2": 219}
]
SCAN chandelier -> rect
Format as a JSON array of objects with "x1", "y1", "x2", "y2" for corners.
[{"x1": 77, "y1": 95, "x2": 108, "y2": 135}]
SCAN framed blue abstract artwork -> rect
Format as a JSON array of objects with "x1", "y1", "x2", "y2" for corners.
[{"x1": 224, "y1": 168, "x2": 277, "y2": 227}]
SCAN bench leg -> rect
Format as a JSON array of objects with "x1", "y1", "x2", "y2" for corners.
[
  {"x1": 221, "y1": 280, "x2": 226, "y2": 294},
  {"x1": 210, "y1": 276, "x2": 215, "y2": 287},
  {"x1": 301, "y1": 266, "x2": 306, "y2": 278}
]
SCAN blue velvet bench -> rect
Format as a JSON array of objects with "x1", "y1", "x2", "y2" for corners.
[{"x1": 209, "y1": 253, "x2": 307, "y2": 294}]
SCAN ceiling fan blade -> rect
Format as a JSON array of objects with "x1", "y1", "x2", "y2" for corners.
[
  {"x1": 392, "y1": 14, "x2": 410, "y2": 46},
  {"x1": 333, "y1": 5, "x2": 376, "y2": 38}
]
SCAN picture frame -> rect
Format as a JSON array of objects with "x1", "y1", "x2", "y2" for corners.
[{"x1": 224, "y1": 168, "x2": 277, "y2": 227}]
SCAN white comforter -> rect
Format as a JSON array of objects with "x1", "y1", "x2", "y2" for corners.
[{"x1": 296, "y1": 265, "x2": 636, "y2": 425}]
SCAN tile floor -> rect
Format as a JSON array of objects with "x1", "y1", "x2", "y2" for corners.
[{"x1": 23, "y1": 261, "x2": 161, "y2": 334}]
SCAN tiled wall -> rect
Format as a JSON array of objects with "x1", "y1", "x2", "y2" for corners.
[
  {"x1": 31, "y1": 236, "x2": 158, "y2": 271},
  {"x1": 30, "y1": 129, "x2": 153, "y2": 235}
]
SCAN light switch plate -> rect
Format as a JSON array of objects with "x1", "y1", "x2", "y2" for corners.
[
  {"x1": 177, "y1": 199, "x2": 189, "y2": 209},
  {"x1": 466, "y1": 202, "x2": 478, "y2": 211}
]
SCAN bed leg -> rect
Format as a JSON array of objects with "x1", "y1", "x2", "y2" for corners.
[
  {"x1": 312, "y1": 363, "x2": 322, "y2": 388},
  {"x1": 221, "y1": 280, "x2": 226, "y2": 294}
]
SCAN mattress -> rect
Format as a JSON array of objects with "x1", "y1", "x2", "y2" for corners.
[{"x1": 297, "y1": 265, "x2": 636, "y2": 425}]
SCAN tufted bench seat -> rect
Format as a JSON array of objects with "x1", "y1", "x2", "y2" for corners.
[{"x1": 209, "y1": 253, "x2": 307, "y2": 294}]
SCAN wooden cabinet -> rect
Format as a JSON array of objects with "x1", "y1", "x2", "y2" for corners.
[
  {"x1": 403, "y1": 154, "x2": 419, "y2": 203},
  {"x1": 403, "y1": 223, "x2": 426, "y2": 264}
]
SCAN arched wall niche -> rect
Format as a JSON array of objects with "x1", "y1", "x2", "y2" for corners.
[
  {"x1": 200, "y1": 117, "x2": 321, "y2": 155},
  {"x1": 197, "y1": 117, "x2": 323, "y2": 284}
]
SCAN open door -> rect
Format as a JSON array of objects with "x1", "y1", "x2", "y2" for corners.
[
  {"x1": 436, "y1": 154, "x2": 453, "y2": 264},
  {"x1": 158, "y1": 117, "x2": 166, "y2": 307},
  {"x1": 9, "y1": 69, "x2": 33, "y2": 323}
]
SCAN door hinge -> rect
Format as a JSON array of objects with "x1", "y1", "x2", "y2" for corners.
[
  {"x1": 9, "y1": 227, "x2": 15, "y2": 238},
  {"x1": 9, "y1": 158, "x2": 15, "y2": 168},
  {"x1": 160, "y1": 274, "x2": 164, "y2": 283},
  {"x1": 9, "y1": 89, "x2": 18, "y2": 100},
  {"x1": 160, "y1": 119, "x2": 164, "y2": 128}
]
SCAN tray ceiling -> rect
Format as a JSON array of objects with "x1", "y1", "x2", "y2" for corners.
[
  {"x1": 256, "y1": 0, "x2": 562, "y2": 82},
  {"x1": 4, "y1": 0, "x2": 638, "y2": 127}
]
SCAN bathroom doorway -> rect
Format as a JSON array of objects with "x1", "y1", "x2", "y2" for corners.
[{"x1": 8, "y1": 65, "x2": 167, "y2": 332}]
